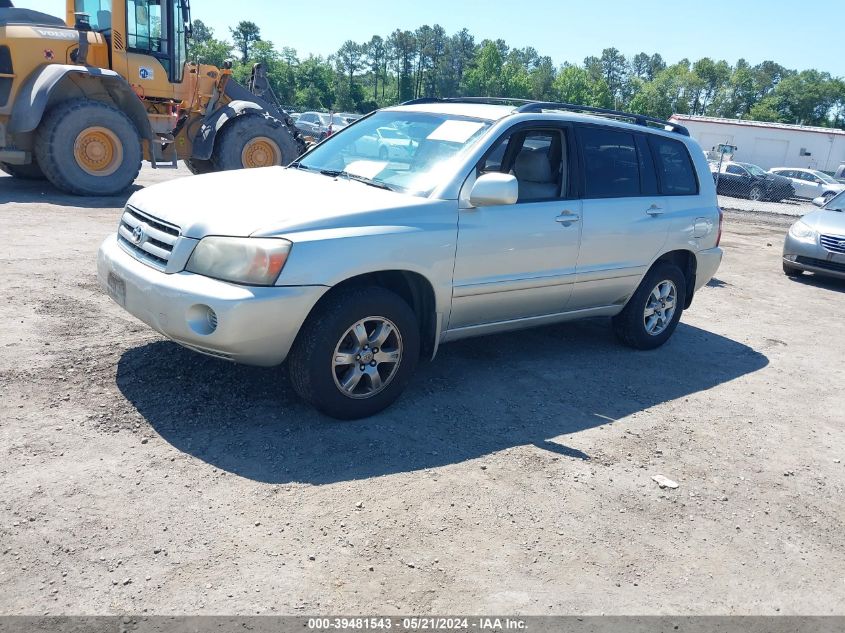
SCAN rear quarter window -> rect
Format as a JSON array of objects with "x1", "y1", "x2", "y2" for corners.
[{"x1": 648, "y1": 136, "x2": 698, "y2": 195}]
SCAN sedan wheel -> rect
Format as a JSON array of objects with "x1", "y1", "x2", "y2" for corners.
[{"x1": 749, "y1": 186, "x2": 764, "y2": 201}]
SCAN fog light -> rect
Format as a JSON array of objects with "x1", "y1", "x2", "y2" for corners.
[{"x1": 187, "y1": 304, "x2": 218, "y2": 336}]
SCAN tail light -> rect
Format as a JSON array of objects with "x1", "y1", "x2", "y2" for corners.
[{"x1": 716, "y1": 207, "x2": 724, "y2": 246}]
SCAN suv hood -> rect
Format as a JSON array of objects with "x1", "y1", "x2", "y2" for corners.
[{"x1": 126, "y1": 167, "x2": 431, "y2": 239}]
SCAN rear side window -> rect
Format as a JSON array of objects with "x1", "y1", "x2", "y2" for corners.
[
  {"x1": 579, "y1": 127, "x2": 640, "y2": 198},
  {"x1": 648, "y1": 136, "x2": 698, "y2": 195}
]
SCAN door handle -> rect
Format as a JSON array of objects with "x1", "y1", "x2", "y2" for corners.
[
  {"x1": 646, "y1": 204, "x2": 664, "y2": 216},
  {"x1": 555, "y1": 212, "x2": 580, "y2": 225}
]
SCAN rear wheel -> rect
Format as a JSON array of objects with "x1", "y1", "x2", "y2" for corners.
[
  {"x1": 288, "y1": 287, "x2": 420, "y2": 419},
  {"x1": 823, "y1": 191, "x2": 836, "y2": 205},
  {"x1": 612, "y1": 262, "x2": 686, "y2": 350},
  {"x1": 211, "y1": 115, "x2": 301, "y2": 171},
  {"x1": 0, "y1": 160, "x2": 46, "y2": 180},
  {"x1": 34, "y1": 99, "x2": 142, "y2": 196}
]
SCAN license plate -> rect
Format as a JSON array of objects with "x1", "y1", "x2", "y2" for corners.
[{"x1": 107, "y1": 272, "x2": 126, "y2": 307}]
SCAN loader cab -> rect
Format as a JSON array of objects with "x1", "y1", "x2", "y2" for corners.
[{"x1": 68, "y1": 0, "x2": 191, "y2": 84}]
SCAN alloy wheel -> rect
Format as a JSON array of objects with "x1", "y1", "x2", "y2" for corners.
[
  {"x1": 643, "y1": 280, "x2": 677, "y2": 336},
  {"x1": 332, "y1": 316, "x2": 403, "y2": 399}
]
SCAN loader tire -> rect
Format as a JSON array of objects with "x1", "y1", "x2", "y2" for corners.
[
  {"x1": 184, "y1": 158, "x2": 214, "y2": 175},
  {"x1": 35, "y1": 99, "x2": 142, "y2": 196},
  {"x1": 0, "y1": 160, "x2": 46, "y2": 180},
  {"x1": 211, "y1": 114, "x2": 301, "y2": 171}
]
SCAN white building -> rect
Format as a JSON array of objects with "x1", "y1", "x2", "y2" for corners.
[{"x1": 668, "y1": 114, "x2": 845, "y2": 172}]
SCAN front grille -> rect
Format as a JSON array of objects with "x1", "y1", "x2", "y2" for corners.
[
  {"x1": 796, "y1": 256, "x2": 845, "y2": 274},
  {"x1": 820, "y1": 234, "x2": 845, "y2": 255},
  {"x1": 117, "y1": 205, "x2": 180, "y2": 270}
]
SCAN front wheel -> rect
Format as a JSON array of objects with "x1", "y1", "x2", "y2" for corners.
[
  {"x1": 288, "y1": 287, "x2": 420, "y2": 419},
  {"x1": 211, "y1": 115, "x2": 302, "y2": 171},
  {"x1": 183, "y1": 158, "x2": 214, "y2": 175},
  {"x1": 748, "y1": 185, "x2": 764, "y2": 202},
  {"x1": 783, "y1": 262, "x2": 803, "y2": 277},
  {"x1": 612, "y1": 262, "x2": 686, "y2": 350}
]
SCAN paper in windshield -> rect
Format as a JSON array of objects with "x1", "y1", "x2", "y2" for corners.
[{"x1": 426, "y1": 120, "x2": 485, "y2": 143}]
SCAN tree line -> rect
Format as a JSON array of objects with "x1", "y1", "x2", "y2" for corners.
[{"x1": 189, "y1": 20, "x2": 845, "y2": 127}]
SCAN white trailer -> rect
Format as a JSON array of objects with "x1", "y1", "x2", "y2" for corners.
[{"x1": 669, "y1": 114, "x2": 845, "y2": 173}]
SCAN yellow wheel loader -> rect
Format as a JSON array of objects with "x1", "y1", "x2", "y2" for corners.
[{"x1": 0, "y1": 0, "x2": 305, "y2": 195}]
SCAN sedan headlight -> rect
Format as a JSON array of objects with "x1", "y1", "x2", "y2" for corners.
[
  {"x1": 788, "y1": 221, "x2": 817, "y2": 241},
  {"x1": 186, "y1": 237, "x2": 292, "y2": 285}
]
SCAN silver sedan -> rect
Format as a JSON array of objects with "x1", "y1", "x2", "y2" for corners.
[{"x1": 783, "y1": 191, "x2": 845, "y2": 280}]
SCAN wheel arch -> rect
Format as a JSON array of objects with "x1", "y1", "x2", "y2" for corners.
[
  {"x1": 654, "y1": 249, "x2": 698, "y2": 309},
  {"x1": 302, "y1": 269, "x2": 441, "y2": 360},
  {"x1": 8, "y1": 65, "x2": 153, "y2": 142}
]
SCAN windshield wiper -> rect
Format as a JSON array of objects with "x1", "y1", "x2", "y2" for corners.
[{"x1": 319, "y1": 170, "x2": 394, "y2": 191}]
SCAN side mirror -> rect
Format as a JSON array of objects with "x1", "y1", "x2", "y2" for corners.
[
  {"x1": 812, "y1": 197, "x2": 825, "y2": 207},
  {"x1": 469, "y1": 173, "x2": 518, "y2": 207}
]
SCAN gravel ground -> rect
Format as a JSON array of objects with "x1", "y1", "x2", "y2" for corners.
[
  {"x1": 1, "y1": 166, "x2": 844, "y2": 616},
  {"x1": 717, "y1": 194, "x2": 816, "y2": 217}
]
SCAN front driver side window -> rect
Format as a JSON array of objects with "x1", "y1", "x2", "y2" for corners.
[{"x1": 479, "y1": 129, "x2": 567, "y2": 202}]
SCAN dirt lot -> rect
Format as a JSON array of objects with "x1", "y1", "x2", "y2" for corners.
[{"x1": 1, "y1": 166, "x2": 844, "y2": 616}]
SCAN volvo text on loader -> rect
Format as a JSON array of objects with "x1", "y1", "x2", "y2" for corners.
[{"x1": 0, "y1": 0, "x2": 305, "y2": 195}]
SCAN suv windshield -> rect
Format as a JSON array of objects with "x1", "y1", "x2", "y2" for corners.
[{"x1": 295, "y1": 111, "x2": 492, "y2": 196}]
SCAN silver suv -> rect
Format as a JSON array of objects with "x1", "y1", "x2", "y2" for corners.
[{"x1": 98, "y1": 98, "x2": 723, "y2": 419}]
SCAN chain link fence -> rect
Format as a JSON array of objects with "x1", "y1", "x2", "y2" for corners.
[{"x1": 704, "y1": 147, "x2": 843, "y2": 217}]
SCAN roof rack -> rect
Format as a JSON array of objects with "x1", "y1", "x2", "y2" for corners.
[{"x1": 399, "y1": 97, "x2": 690, "y2": 136}]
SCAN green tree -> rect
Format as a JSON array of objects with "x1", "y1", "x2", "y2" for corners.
[
  {"x1": 229, "y1": 21, "x2": 261, "y2": 63},
  {"x1": 553, "y1": 64, "x2": 611, "y2": 107},
  {"x1": 464, "y1": 41, "x2": 504, "y2": 96}
]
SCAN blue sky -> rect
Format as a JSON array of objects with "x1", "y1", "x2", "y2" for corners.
[{"x1": 16, "y1": 0, "x2": 845, "y2": 76}]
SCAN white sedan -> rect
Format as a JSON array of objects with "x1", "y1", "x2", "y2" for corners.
[{"x1": 769, "y1": 167, "x2": 845, "y2": 203}]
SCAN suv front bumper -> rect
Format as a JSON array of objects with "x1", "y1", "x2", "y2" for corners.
[{"x1": 97, "y1": 234, "x2": 327, "y2": 366}]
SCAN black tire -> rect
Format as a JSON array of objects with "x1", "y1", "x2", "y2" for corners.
[
  {"x1": 183, "y1": 158, "x2": 214, "y2": 175},
  {"x1": 211, "y1": 114, "x2": 301, "y2": 171},
  {"x1": 783, "y1": 262, "x2": 803, "y2": 277},
  {"x1": 823, "y1": 191, "x2": 836, "y2": 205},
  {"x1": 0, "y1": 159, "x2": 46, "y2": 180},
  {"x1": 748, "y1": 185, "x2": 764, "y2": 202},
  {"x1": 612, "y1": 262, "x2": 687, "y2": 350},
  {"x1": 34, "y1": 99, "x2": 142, "y2": 196},
  {"x1": 288, "y1": 287, "x2": 421, "y2": 420}
]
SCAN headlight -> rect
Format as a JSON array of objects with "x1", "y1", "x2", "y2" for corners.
[
  {"x1": 186, "y1": 237, "x2": 292, "y2": 285},
  {"x1": 788, "y1": 221, "x2": 816, "y2": 240}
]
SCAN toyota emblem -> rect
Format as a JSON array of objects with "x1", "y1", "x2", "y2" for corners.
[{"x1": 131, "y1": 224, "x2": 145, "y2": 245}]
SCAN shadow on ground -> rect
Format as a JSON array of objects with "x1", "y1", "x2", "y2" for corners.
[
  {"x1": 116, "y1": 319, "x2": 768, "y2": 484},
  {"x1": 0, "y1": 174, "x2": 142, "y2": 207},
  {"x1": 788, "y1": 272, "x2": 845, "y2": 294}
]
